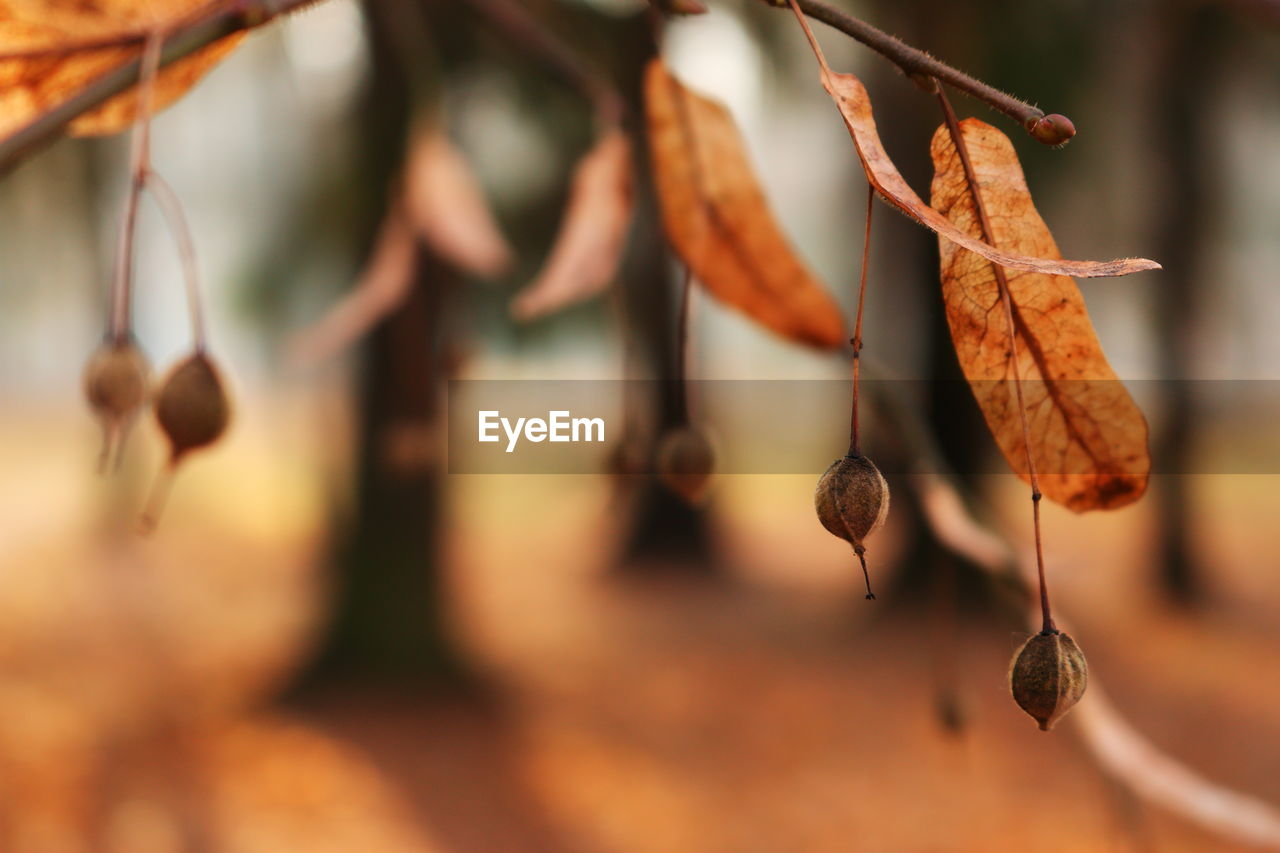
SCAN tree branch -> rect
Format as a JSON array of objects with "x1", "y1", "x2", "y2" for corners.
[
  {"x1": 766, "y1": 0, "x2": 1075, "y2": 144},
  {"x1": 0, "y1": 0, "x2": 309, "y2": 176}
]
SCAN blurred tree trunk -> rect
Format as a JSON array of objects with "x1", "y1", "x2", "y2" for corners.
[
  {"x1": 295, "y1": 0, "x2": 467, "y2": 686},
  {"x1": 1149, "y1": 2, "x2": 1226, "y2": 606},
  {"x1": 308, "y1": 252, "x2": 465, "y2": 682},
  {"x1": 872, "y1": 0, "x2": 992, "y2": 603},
  {"x1": 610, "y1": 13, "x2": 715, "y2": 574}
]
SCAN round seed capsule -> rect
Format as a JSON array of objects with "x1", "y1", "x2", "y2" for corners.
[
  {"x1": 814, "y1": 453, "x2": 889, "y2": 547},
  {"x1": 83, "y1": 338, "x2": 151, "y2": 471},
  {"x1": 1009, "y1": 630, "x2": 1089, "y2": 731}
]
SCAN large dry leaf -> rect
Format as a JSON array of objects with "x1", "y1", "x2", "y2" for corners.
[
  {"x1": 821, "y1": 69, "x2": 1159, "y2": 280},
  {"x1": 512, "y1": 128, "x2": 633, "y2": 321},
  {"x1": 930, "y1": 118, "x2": 1149, "y2": 511},
  {"x1": 403, "y1": 128, "x2": 513, "y2": 279},
  {"x1": 644, "y1": 59, "x2": 845, "y2": 350},
  {"x1": 0, "y1": 0, "x2": 243, "y2": 140}
]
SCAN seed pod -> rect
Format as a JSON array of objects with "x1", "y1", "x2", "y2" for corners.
[
  {"x1": 657, "y1": 425, "x2": 714, "y2": 504},
  {"x1": 83, "y1": 338, "x2": 151, "y2": 471},
  {"x1": 606, "y1": 437, "x2": 648, "y2": 480},
  {"x1": 155, "y1": 352, "x2": 231, "y2": 460},
  {"x1": 140, "y1": 352, "x2": 232, "y2": 533},
  {"x1": 815, "y1": 454, "x2": 888, "y2": 599},
  {"x1": 1009, "y1": 630, "x2": 1089, "y2": 731},
  {"x1": 814, "y1": 454, "x2": 889, "y2": 547}
]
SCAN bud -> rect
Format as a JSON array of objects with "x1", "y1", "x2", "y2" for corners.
[
  {"x1": 1027, "y1": 114, "x2": 1076, "y2": 146},
  {"x1": 657, "y1": 425, "x2": 714, "y2": 504},
  {"x1": 1008, "y1": 630, "x2": 1088, "y2": 731},
  {"x1": 814, "y1": 454, "x2": 889, "y2": 547},
  {"x1": 155, "y1": 352, "x2": 231, "y2": 461}
]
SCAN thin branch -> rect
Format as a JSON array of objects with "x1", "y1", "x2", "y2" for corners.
[
  {"x1": 143, "y1": 169, "x2": 207, "y2": 352},
  {"x1": 935, "y1": 86, "x2": 1055, "y2": 635},
  {"x1": 0, "y1": 0, "x2": 311, "y2": 176},
  {"x1": 848, "y1": 183, "x2": 872, "y2": 457},
  {"x1": 770, "y1": 0, "x2": 1071, "y2": 143},
  {"x1": 0, "y1": 0, "x2": 220, "y2": 60},
  {"x1": 107, "y1": 32, "x2": 162, "y2": 343},
  {"x1": 674, "y1": 265, "x2": 693, "y2": 424}
]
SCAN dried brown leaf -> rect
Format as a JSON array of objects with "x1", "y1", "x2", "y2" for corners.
[
  {"x1": 930, "y1": 118, "x2": 1149, "y2": 511},
  {"x1": 512, "y1": 128, "x2": 633, "y2": 321},
  {"x1": 0, "y1": 0, "x2": 243, "y2": 140},
  {"x1": 644, "y1": 59, "x2": 845, "y2": 350},
  {"x1": 403, "y1": 128, "x2": 513, "y2": 279},
  {"x1": 821, "y1": 69, "x2": 1160, "y2": 279},
  {"x1": 286, "y1": 204, "x2": 417, "y2": 369}
]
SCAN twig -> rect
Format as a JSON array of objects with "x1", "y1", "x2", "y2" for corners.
[
  {"x1": 143, "y1": 169, "x2": 207, "y2": 352},
  {"x1": 934, "y1": 87, "x2": 1055, "y2": 635},
  {"x1": 461, "y1": 0, "x2": 624, "y2": 126},
  {"x1": 674, "y1": 265, "x2": 693, "y2": 424},
  {"x1": 847, "y1": 184, "x2": 872, "y2": 456},
  {"x1": 1076, "y1": 686, "x2": 1280, "y2": 849},
  {"x1": 0, "y1": 0, "x2": 221, "y2": 60},
  {"x1": 107, "y1": 32, "x2": 163, "y2": 343},
  {"x1": 768, "y1": 0, "x2": 1071, "y2": 143},
  {"x1": 0, "y1": 0, "x2": 315, "y2": 175}
]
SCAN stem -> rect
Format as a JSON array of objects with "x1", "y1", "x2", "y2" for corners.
[
  {"x1": 138, "y1": 460, "x2": 177, "y2": 535},
  {"x1": 935, "y1": 87, "x2": 1054, "y2": 634},
  {"x1": 107, "y1": 32, "x2": 163, "y2": 343},
  {"x1": 674, "y1": 265, "x2": 693, "y2": 424},
  {"x1": 461, "y1": 0, "x2": 624, "y2": 127},
  {"x1": 143, "y1": 169, "x2": 207, "y2": 352},
  {"x1": 848, "y1": 183, "x2": 872, "y2": 457},
  {"x1": 785, "y1": 0, "x2": 830, "y2": 74},
  {"x1": 776, "y1": 0, "x2": 1058, "y2": 140},
  {"x1": 855, "y1": 545, "x2": 875, "y2": 600}
]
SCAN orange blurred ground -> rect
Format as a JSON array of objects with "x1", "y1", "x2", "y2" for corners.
[{"x1": 0, "y1": 402, "x2": 1278, "y2": 852}]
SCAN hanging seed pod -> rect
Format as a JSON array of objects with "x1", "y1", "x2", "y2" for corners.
[
  {"x1": 83, "y1": 338, "x2": 151, "y2": 471},
  {"x1": 657, "y1": 425, "x2": 714, "y2": 504},
  {"x1": 815, "y1": 453, "x2": 889, "y2": 599},
  {"x1": 1008, "y1": 630, "x2": 1089, "y2": 731},
  {"x1": 139, "y1": 352, "x2": 232, "y2": 532},
  {"x1": 606, "y1": 437, "x2": 648, "y2": 480},
  {"x1": 155, "y1": 353, "x2": 231, "y2": 458},
  {"x1": 815, "y1": 453, "x2": 889, "y2": 545}
]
